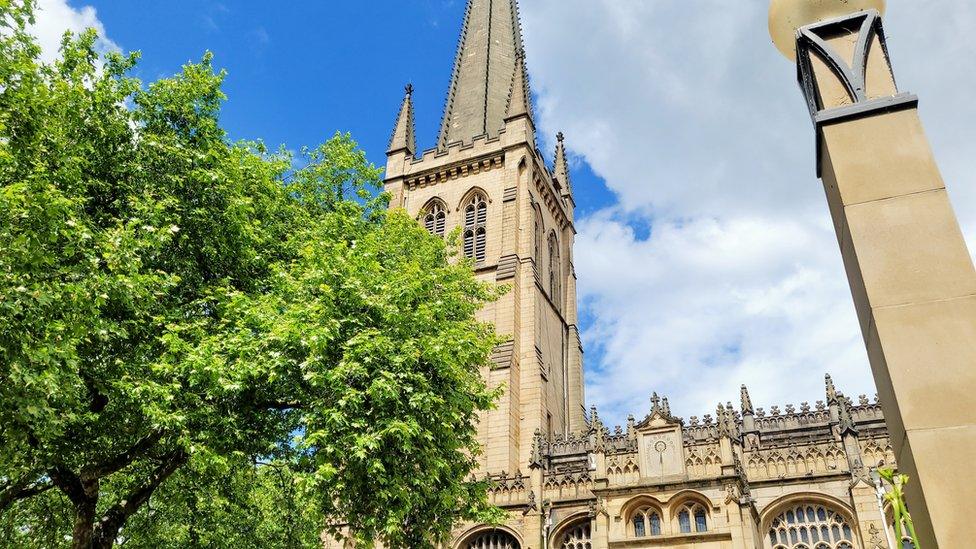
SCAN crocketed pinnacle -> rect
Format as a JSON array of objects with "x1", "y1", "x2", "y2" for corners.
[
  {"x1": 438, "y1": 0, "x2": 527, "y2": 148},
  {"x1": 825, "y1": 374, "x2": 838, "y2": 405},
  {"x1": 740, "y1": 384, "x2": 754, "y2": 415},
  {"x1": 716, "y1": 403, "x2": 730, "y2": 436},
  {"x1": 387, "y1": 83, "x2": 416, "y2": 155},
  {"x1": 505, "y1": 53, "x2": 532, "y2": 121},
  {"x1": 553, "y1": 131, "x2": 572, "y2": 196},
  {"x1": 836, "y1": 394, "x2": 858, "y2": 436}
]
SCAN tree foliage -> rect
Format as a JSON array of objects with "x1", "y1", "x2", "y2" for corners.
[
  {"x1": 0, "y1": 1, "x2": 503, "y2": 546},
  {"x1": 2, "y1": 455, "x2": 326, "y2": 549}
]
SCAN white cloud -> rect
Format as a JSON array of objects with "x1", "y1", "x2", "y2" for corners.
[
  {"x1": 28, "y1": 0, "x2": 117, "y2": 64},
  {"x1": 520, "y1": 1, "x2": 976, "y2": 425}
]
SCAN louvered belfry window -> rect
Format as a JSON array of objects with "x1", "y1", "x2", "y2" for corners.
[
  {"x1": 463, "y1": 192, "x2": 488, "y2": 262},
  {"x1": 423, "y1": 202, "x2": 446, "y2": 237}
]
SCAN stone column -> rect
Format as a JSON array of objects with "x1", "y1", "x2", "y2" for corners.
[
  {"x1": 591, "y1": 509, "x2": 609, "y2": 549},
  {"x1": 521, "y1": 510, "x2": 544, "y2": 549},
  {"x1": 786, "y1": 10, "x2": 976, "y2": 547},
  {"x1": 526, "y1": 456, "x2": 546, "y2": 549}
]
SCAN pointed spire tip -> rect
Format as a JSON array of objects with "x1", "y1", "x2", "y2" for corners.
[
  {"x1": 388, "y1": 82, "x2": 416, "y2": 156},
  {"x1": 439, "y1": 0, "x2": 530, "y2": 147}
]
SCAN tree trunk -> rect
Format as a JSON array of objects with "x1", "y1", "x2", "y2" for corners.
[
  {"x1": 93, "y1": 530, "x2": 119, "y2": 549},
  {"x1": 71, "y1": 483, "x2": 98, "y2": 549},
  {"x1": 72, "y1": 510, "x2": 95, "y2": 549}
]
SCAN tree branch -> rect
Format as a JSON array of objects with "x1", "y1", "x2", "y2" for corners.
[
  {"x1": 48, "y1": 466, "x2": 90, "y2": 507},
  {"x1": 93, "y1": 449, "x2": 188, "y2": 548},
  {"x1": 81, "y1": 430, "x2": 165, "y2": 480},
  {"x1": 0, "y1": 471, "x2": 52, "y2": 511}
]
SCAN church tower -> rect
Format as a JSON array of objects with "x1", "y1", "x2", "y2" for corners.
[{"x1": 383, "y1": 0, "x2": 585, "y2": 476}]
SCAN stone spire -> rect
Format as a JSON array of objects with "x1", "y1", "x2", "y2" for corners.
[
  {"x1": 387, "y1": 84, "x2": 416, "y2": 156},
  {"x1": 438, "y1": 0, "x2": 526, "y2": 148},
  {"x1": 740, "y1": 385, "x2": 754, "y2": 415},
  {"x1": 553, "y1": 132, "x2": 572, "y2": 196}
]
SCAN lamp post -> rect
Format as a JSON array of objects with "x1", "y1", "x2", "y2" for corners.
[{"x1": 769, "y1": 2, "x2": 976, "y2": 547}]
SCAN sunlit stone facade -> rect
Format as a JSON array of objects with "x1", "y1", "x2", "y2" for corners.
[{"x1": 378, "y1": 1, "x2": 905, "y2": 547}]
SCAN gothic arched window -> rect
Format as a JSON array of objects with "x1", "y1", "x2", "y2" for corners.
[
  {"x1": 423, "y1": 201, "x2": 446, "y2": 237},
  {"x1": 547, "y1": 231, "x2": 560, "y2": 305},
  {"x1": 557, "y1": 521, "x2": 591, "y2": 549},
  {"x1": 767, "y1": 504, "x2": 857, "y2": 549},
  {"x1": 463, "y1": 192, "x2": 487, "y2": 262},
  {"x1": 676, "y1": 501, "x2": 708, "y2": 534},
  {"x1": 466, "y1": 530, "x2": 520, "y2": 549},
  {"x1": 631, "y1": 507, "x2": 662, "y2": 538}
]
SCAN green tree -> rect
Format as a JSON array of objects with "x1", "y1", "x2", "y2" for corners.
[
  {"x1": 0, "y1": 2, "x2": 502, "y2": 547},
  {"x1": 2, "y1": 454, "x2": 326, "y2": 549},
  {"x1": 115, "y1": 455, "x2": 327, "y2": 548}
]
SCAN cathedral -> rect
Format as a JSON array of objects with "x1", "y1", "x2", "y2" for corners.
[{"x1": 381, "y1": 1, "x2": 902, "y2": 548}]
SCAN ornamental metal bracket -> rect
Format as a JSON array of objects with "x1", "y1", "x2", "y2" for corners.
[
  {"x1": 797, "y1": 9, "x2": 882, "y2": 117},
  {"x1": 793, "y1": 10, "x2": 919, "y2": 176}
]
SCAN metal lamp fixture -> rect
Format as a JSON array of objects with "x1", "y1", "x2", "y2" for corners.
[{"x1": 768, "y1": 0, "x2": 886, "y2": 59}]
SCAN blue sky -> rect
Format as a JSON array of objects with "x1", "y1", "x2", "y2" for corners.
[
  {"x1": 86, "y1": 2, "x2": 474, "y2": 166},
  {"x1": 30, "y1": 0, "x2": 976, "y2": 428},
  {"x1": 78, "y1": 1, "x2": 613, "y2": 217}
]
